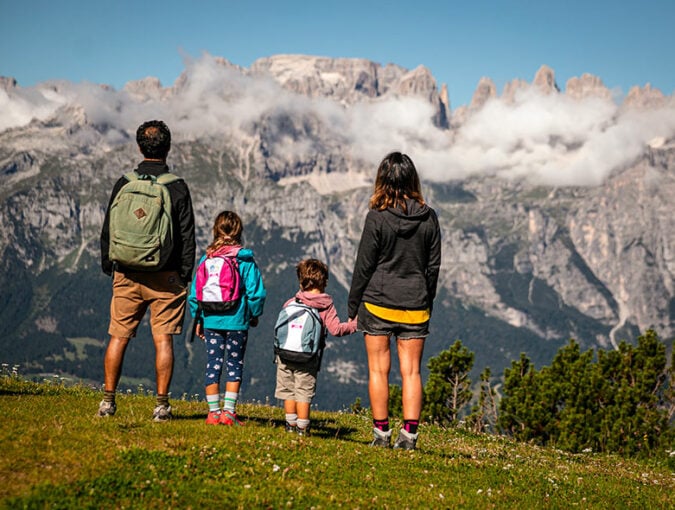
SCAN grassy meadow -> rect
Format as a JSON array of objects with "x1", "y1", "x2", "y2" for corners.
[{"x1": 1, "y1": 372, "x2": 673, "y2": 509}]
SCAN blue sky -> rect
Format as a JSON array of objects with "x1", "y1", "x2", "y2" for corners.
[{"x1": 1, "y1": 0, "x2": 674, "y2": 107}]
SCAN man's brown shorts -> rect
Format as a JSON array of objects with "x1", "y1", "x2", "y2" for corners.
[{"x1": 108, "y1": 271, "x2": 187, "y2": 338}]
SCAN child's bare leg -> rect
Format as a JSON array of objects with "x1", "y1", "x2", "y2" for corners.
[
  {"x1": 296, "y1": 401, "x2": 311, "y2": 433},
  {"x1": 283, "y1": 400, "x2": 298, "y2": 431},
  {"x1": 296, "y1": 401, "x2": 310, "y2": 421},
  {"x1": 284, "y1": 399, "x2": 297, "y2": 415},
  {"x1": 205, "y1": 383, "x2": 219, "y2": 396}
]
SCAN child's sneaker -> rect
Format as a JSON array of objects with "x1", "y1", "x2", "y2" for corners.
[
  {"x1": 220, "y1": 410, "x2": 244, "y2": 426},
  {"x1": 393, "y1": 429, "x2": 418, "y2": 450},
  {"x1": 285, "y1": 422, "x2": 297, "y2": 433},
  {"x1": 296, "y1": 425, "x2": 310, "y2": 437},
  {"x1": 205, "y1": 410, "x2": 222, "y2": 425},
  {"x1": 370, "y1": 428, "x2": 392, "y2": 448},
  {"x1": 97, "y1": 400, "x2": 116, "y2": 417},
  {"x1": 152, "y1": 404, "x2": 173, "y2": 422}
]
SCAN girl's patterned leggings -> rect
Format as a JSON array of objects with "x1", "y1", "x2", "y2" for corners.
[{"x1": 203, "y1": 329, "x2": 248, "y2": 387}]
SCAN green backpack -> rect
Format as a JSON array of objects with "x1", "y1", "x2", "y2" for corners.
[{"x1": 108, "y1": 171, "x2": 180, "y2": 270}]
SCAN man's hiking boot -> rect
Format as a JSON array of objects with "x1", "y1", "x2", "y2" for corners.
[
  {"x1": 370, "y1": 427, "x2": 392, "y2": 448},
  {"x1": 97, "y1": 400, "x2": 116, "y2": 418},
  {"x1": 393, "y1": 429, "x2": 418, "y2": 450},
  {"x1": 205, "y1": 410, "x2": 222, "y2": 425},
  {"x1": 220, "y1": 410, "x2": 244, "y2": 426},
  {"x1": 152, "y1": 404, "x2": 173, "y2": 422}
]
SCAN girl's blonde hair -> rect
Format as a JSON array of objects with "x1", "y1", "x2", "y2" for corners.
[
  {"x1": 207, "y1": 210, "x2": 243, "y2": 255},
  {"x1": 369, "y1": 152, "x2": 425, "y2": 213}
]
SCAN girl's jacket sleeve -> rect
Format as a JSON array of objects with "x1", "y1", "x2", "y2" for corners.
[
  {"x1": 238, "y1": 251, "x2": 266, "y2": 319},
  {"x1": 187, "y1": 254, "x2": 206, "y2": 318}
]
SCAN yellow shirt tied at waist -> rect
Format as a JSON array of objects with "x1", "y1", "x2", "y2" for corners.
[{"x1": 365, "y1": 302, "x2": 430, "y2": 324}]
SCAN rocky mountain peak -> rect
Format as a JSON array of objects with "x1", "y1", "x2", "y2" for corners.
[
  {"x1": 623, "y1": 84, "x2": 666, "y2": 109},
  {"x1": 250, "y1": 54, "x2": 385, "y2": 102},
  {"x1": 533, "y1": 65, "x2": 559, "y2": 94},
  {"x1": 502, "y1": 78, "x2": 529, "y2": 103},
  {"x1": 249, "y1": 54, "x2": 448, "y2": 127},
  {"x1": 565, "y1": 73, "x2": 611, "y2": 100},
  {"x1": 0, "y1": 76, "x2": 17, "y2": 91},
  {"x1": 123, "y1": 77, "x2": 166, "y2": 101},
  {"x1": 470, "y1": 77, "x2": 497, "y2": 109}
]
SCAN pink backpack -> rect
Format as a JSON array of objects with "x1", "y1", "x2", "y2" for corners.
[{"x1": 195, "y1": 248, "x2": 241, "y2": 313}]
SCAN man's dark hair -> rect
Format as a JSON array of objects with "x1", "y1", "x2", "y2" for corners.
[{"x1": 136, "y1": 120, "x2": 171, "y2": 160}]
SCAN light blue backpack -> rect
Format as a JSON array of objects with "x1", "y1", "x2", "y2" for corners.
[{"x1": 274, "y1": 301, "x2": 324, "y2": 364}]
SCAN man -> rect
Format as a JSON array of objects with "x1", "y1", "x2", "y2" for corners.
[{"x1": 98, "y1": 120, "x2": 196, "y2": 421}]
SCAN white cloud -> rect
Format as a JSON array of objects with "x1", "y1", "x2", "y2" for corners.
[{"x1": 2, "y1": 53, "x2": 674, "y2": 187}]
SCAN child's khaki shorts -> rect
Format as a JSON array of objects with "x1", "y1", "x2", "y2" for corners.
[
  {"x1": 108, "y1": 270, "x2": 187, "y2": 338},
  {"x1": 274, "y1": 357, "x2": 319, "y2": 403}
]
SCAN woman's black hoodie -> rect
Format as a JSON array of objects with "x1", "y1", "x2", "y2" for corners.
[{"x1": 348, "y1": 199, "x2": 441, "y2": 318}]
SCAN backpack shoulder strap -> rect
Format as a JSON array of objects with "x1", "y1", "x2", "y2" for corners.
[
  {"x1": 123, "y1": 171, "x2": 139, "y2": 182},
  {"x1": 293, "y1": 299, "x2": 321, "y2": 321},
  {"x1": 156, "y1": 173, "x2": 181, "y2": 185}
]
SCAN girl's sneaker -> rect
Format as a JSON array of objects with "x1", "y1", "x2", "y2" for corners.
[
  {"x1": 205, "y1": 411, "x2": 222, "y2": 425},
  {"x1": 220, "y1": 410, "x2": 244, "y2": 426}
]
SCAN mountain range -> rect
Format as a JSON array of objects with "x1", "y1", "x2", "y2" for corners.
[{"x1": 1, "y1": 54, "x2": 673, "y2": 410}]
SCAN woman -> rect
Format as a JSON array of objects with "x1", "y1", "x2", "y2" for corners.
[{"x1": 348, "y1": 152, "x2": 441, "y2": 450}]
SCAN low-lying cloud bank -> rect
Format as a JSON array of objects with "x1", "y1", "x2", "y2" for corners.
[{"x1": 2, "y1": 54, "x2": 674, "y2": 187}]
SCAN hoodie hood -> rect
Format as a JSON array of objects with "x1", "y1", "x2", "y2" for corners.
[
  {"x1": 209, "y1": 245, "x2": 242, "y2": 258},
  {"x1": 294, "y1": 290, "x2": 334, "y2": 311},
  {"x1": 384, "y1": 198, "x2": 430, "y2": 237}
]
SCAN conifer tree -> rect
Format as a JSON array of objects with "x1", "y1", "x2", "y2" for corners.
[
  {"x1": 422, "y1": 340, "x2": 474, "y2": 425},
  {"x1": 499, "y1": 353, "x2": 553, "y2": 443},
  {"x1": 596, "y1": 329, "x2": 669, "y2": 455},
  {"x1": 467, "y1": 367, "x2": 499, "y2": 434},
  {"x1": 499, "y1": 329, "x2": 673, "y2": 456}
]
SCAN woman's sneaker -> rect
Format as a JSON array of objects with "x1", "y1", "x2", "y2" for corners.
[
  {"x1": 220, "y1": 410, "x2": 244, "y2": 426},
  {"x1": 370, "y1": 428, "x2": 392, "y2": 448},
  {"x1": 152, "y1": 404, "x2": 173, "y2": 422},
  {"x1": 97, "y1": 400, "x2": 116, "y2": 417},
  {"x1": 205, "y1": 410, "x2": 222, "y2": 425},
  {"x1": 393, "y1": 429, "x2": 418, "y2": 450}
]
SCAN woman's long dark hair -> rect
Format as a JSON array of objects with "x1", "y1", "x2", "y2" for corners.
[{"x1": 369, "y1": 152, "x2": 425, "y2": 212}]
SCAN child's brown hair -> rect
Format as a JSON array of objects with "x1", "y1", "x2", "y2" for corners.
[
  {"x1": 296, "y1": 258, "x2": 328, "y2": 292},
  {"x1": 207, "y1": 210, "x2": 243, "y2": 255}
]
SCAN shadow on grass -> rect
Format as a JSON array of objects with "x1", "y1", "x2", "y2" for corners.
[{"x1": 173, "y1": 411, "x2": 362, "y2": 441}]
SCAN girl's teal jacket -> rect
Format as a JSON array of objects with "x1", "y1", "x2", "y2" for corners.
[{"x1": 188, "y1": 247, "x2": 266, "y2": 331}]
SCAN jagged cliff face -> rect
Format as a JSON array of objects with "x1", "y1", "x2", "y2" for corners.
[{"x1": 0, "y1": 55, "x2": 673, "y2": 409}]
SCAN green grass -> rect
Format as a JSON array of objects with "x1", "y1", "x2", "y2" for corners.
[{"x1": 1, "y1": 374, "x2": 673, "y2": 509}]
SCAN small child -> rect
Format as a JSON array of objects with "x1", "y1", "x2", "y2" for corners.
[
  {"x1": 188, "y1": 210, "x2": 266, "y2": 425},
  {"x1": 275, "y1": 258, "x2": 357, "y2": 435}
]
